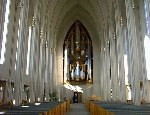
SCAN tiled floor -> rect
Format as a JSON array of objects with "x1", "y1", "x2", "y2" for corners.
[{"x1": 66, "y1": 103, "x2": 90, "y2": 115}]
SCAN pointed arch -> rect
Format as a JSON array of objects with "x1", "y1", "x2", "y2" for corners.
[{"x1": 63, "y1": 20, "x2": 93, "y2": 85}]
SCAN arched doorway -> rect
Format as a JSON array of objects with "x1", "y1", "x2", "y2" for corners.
[{"x1": 63, "y1": 20, "x2": 93, "y2": 85}]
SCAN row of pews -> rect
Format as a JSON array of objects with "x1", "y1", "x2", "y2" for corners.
[
  {"x1": 0, "y1": 100, "x2": 70, "y2": 115},
  {"x1": 86, "y1": 101, "x2": 150, "y2": 115}
]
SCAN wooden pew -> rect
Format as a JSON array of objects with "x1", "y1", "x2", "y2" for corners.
[
  {"x1": 89, "y1": 101, "x2": 150, "y2": 115},
  {"x1": 0, "y1": 101, "x2": 68, "y2": 115}
]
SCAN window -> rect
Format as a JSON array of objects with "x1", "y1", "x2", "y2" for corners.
[
  {"x1": 15, "y1": 19, "x2": 20, "y2": 70},
  {"x1": 144, "y1": 35, "x2": 150, "y2": 80},
  {"x1": 26, "y1": 27, "x2": 31, "y2": 75},
  {"x1": 144, "y1": 0, "x2": 150, "y2": 36},
  {"x1": 144, "y1": 0, "x2": 150, "y2": 80},
  {"x1": 0, "y1": 0, "x2": 10, "y2": 64}
]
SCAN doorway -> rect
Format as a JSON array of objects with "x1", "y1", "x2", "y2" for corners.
[{"x1": 73, "y1": 92, "x2": 82, "y2": 103}]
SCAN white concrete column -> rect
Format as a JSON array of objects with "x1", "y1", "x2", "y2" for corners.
[
  {"x1": 29, "y1": 1, "x2": 43, "y2": 101},
  {"x1": 29, "y1": 24, "x2": 36, "y2": 103},
  {"x1": 105, "y1": 21, "x2": 111, "y2": 101},
  {"x1": 15, "y1": 0, "x2": 29, "y2": 105},
  {"x1": 44, "y1": 43, "x2": 49, "y2": 101},
  {"x1": 3, "y1": 80, "x2": 12, "y2": 104},
  {"x1": 49, "y1": 48, "x2": 53, "y2": 94},
  {"x1": 109, "y1": 6, "x2": 119, "y2": 100},
  {"x1": 52, "y1": 48, "x2": 57, "y2": 91},
  {"x1": 133, "y1": 0, "x2": 150, "y2": 103},
  {"x1": 125, "y1": 0, "x2": 141, "y2": 105},
  {"x1": 108, "y1": 6, "x2": 119, "y2": 101},
  {"x1": 38, "y1": 38, "x2": 44, "y2": 101},
  {"x1": 100, "y1": 27, "x2": 105, "y2": 100},
  {"x1": 101, "y1": 25, "x2": 108, "y2": 100},
  {"x1": 114, "y1": 0, "x2": 126, "y2": 102}
]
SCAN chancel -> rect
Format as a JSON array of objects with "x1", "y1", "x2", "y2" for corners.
[
  {"x1": 63, "y1": 20, "x2": 93, "y2": 85},
  {"x1": 0, "y1": 0, "x2": 150, "y2": 115}
]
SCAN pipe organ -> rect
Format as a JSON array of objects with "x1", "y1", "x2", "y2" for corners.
[{"x1": 63, "y1": 21, "x2": 93, "y2": 85}]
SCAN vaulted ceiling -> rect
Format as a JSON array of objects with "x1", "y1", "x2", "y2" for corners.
[
  {"x1": 48, "y1": 0, "x2": 112, "y2": 38},
  {"x1": 29, "y1": 0, "x2": 112, "y2": 44}
]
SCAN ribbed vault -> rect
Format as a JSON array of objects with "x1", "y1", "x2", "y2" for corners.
[{"x1": 46, "y1": 0, "x2": 111, "y2": 41}]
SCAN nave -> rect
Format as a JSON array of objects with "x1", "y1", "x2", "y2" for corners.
[
  {"x1": 1, "y1": 98, "x2": 150, "y2": 114},
  {"x1": 0, "y1": 0, "x2": 150, "y2": 112}
]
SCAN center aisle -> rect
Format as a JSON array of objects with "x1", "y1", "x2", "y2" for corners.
[{"x1": 66, "y1": 103, "x2": 90, "y2": 115}]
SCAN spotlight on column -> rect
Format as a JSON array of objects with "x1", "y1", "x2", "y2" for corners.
[
  {"x1": 13, "y1": 100, "x2": 15, "y2": 105},
  {"x1": 0, "y1": 87, "x2": 2, "y2": 91},
  {"x1": 35, "y1": 102, "x2": 41, "y2": 105},
  {"x1": 0, "y1": 111, "x2": 6, "y2": 114},
  {"x1": 38, "y1": 98, "x2": 40, "y2": 102},
  {"x1": 21, "y1": 105, "x2": 30, "y2": 108}
]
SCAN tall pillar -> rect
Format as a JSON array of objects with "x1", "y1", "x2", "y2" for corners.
[
  {"x1": 15, "y1": 0, "x2": 29, "y2": 105},
  {"x1": 101, "y1": 24, "x2": 108, "y2": 100},
  {"x1": 29, "y1": 21, "x2": 36, "y2": 103},
  {"x1": 114, "y1": 0, "x2": 126, "y2": 102},
  {"x1": 125, "y1": 0, "x2": 141, "y2": 105},
  {"x1": 49, "y1": 48, "x2": 53, "y2": 94},
  {"x1": 38, "y1": 38, "x2": 44, "y2": 101},
  {"x1": 108, "y1": 4, "x2": 119, "y2": 101},
  {"x1": 44, "y1": 41, "x2": 49, "y2": 101},
  {"x1": 100, "y1": 28, "x2": 104, "y2": 98},
  {"x1": 109, "y1": 6, "x2": 119, "y2": 100},
  {"x1": 29, "y1": 0, "x2": 42, "y2": 102},
  {"x1": 105, "y1": 20, "x2": 111, "y2": 101}
]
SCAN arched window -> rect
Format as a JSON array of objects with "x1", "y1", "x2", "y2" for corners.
[{"x1": 63, "y1": 20, "x2": 93, "y2": 85}]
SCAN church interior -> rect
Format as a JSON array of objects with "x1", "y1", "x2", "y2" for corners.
[{"x1": 0, "y1": 0, "x2": 150, "y2": 114}]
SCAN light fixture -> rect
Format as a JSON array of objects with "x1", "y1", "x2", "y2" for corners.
[
  {"x1": 28, "y1": 99, "x2": 30, "y2": 102},
  {"x1": 38, "y1": 98, "x2": 40, "y2": 101},
  {"x1": 13, "y1": 100, "x2": 15, "y2": 105},
  {"x1": 35, "y1": 103, "x2": 41, "y2": 105},
  {"x1": 21, "y1": 106, "x2": 30, "y2": 108},
  {"x1": 0, "y1": 112, "x2": 5, "y2": 114}
]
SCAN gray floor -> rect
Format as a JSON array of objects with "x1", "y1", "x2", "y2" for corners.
[{"x1": 66, "y1": 103, "x2": 90, "y2": 115}]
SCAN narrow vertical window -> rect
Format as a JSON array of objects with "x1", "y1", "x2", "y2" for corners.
[
  {"x1": 0, "y1": 0, "x2": 10, "y2": 64},
  {"x1": 26, "y1": 27, "x2": 31, "y2": 75},
  {"x1": 144, "y1": 35, "x2": 150, "y2": 80},
  {"x1": 144, "y1": 0, "x2": 150, "y2": 80},
  {"x1": 15, "y1": 19, "x2": 20, "y2": 70},
  {"x1": 144, "y1": 0, "x2": 150, "y2": 36},
  {"x1": 64, "y1": 49, "x2": 68, "y2": 82}
]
